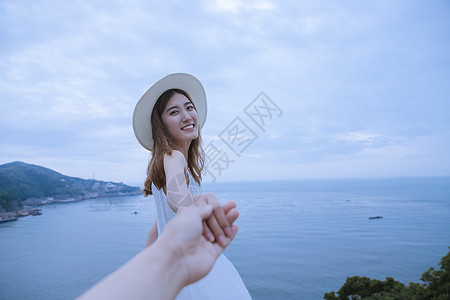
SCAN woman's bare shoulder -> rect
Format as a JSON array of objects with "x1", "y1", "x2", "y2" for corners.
[{"x1": 163, "y1": 150, "x2": 187, "y2": 167}]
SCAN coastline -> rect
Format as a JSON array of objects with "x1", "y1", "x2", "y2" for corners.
[
  {"x1": 0, "y1": 190, "x2": 142, "y2": 223},
  {"x1": 0, "y1": 207, "x2": 42, "y2": 223}
]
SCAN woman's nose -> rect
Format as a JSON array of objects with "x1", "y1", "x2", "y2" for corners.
[{"x1": 181, "y1": 110, "x2": 192, "y2": 122}]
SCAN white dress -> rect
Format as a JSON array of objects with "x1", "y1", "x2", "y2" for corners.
[{"x1": 152, "y1": 178, "x2": 252, "y2": 300}]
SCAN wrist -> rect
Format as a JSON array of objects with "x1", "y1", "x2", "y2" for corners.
[{"x1": 151, "y1": 238, "x2": 187, "y2": 296}]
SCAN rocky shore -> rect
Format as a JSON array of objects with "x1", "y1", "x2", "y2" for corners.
[
  {"x1": 0, "y1": 207, "x2": 42, "y2": 223},
  {"x1": 0, "y1": 190, "x2": 142, "y2": 224},
  {"x1": 21, "y1": 190, "x2": 142, "y2": 206}
]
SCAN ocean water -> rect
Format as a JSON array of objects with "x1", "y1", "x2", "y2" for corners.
[{"x1": 1, "y1": 177, "x2": 449, "y2": 300}]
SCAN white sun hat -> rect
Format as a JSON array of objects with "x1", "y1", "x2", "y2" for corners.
[{"x1": 132, "y1": 73, "x2": 207, "y2": 151}]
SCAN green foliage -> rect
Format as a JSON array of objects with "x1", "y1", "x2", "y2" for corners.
[
  {"x1": 0, "y1": 161, "x2": 81, "y2": 201},
  {"x1": 0, "y1": 161, "x2": 140, "y2": 212},
  {"x1": 0, "y1": 190, "x2": 22, "y2": 211},
  {"x1": 421, "y1": 249, "x2": 450, "y2": 299},
  {"x1": 324, "y1": 248, "x2": 450, "y2": 300},
  {"x1": 324, "y1": 277, "x2": 416, "y2": 300}
]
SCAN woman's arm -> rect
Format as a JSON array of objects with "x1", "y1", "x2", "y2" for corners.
[
  {"x1": 163, "y1": 150, "x2": 232, "y2": 246},
  {"x1": 145, "y1": 218, "x2": 158, "y2": 248},
  {"x1": 163, "y1": 150, "x2": 195, "y2": 211}
]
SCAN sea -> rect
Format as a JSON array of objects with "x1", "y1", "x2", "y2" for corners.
[{"x1": 1, "y1": 177, "x2": 450, "y2": 300}]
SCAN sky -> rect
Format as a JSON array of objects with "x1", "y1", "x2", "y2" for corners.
[{"x1": 1, "y1": 0, "x2": 449, "y2": 185}]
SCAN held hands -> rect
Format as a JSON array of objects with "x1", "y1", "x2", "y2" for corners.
[
  {"x1": 77, "y1": 201, "x2": 240, "y2": 300},
  {"x1": 163, "y1": 152, "x2": 235, "y2": 247},
  {"x1": 159, "y1": 201, "x2": 239, "y2": 286},
  {"x1": 194, "y1": 193, "x2": 237, "y2": 247}
]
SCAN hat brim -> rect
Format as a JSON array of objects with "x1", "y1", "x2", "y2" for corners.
[{"x1": 132, "y1": 73, "x2": 207, "y2": 151}]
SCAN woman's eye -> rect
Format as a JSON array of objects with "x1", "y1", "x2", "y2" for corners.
[
  {"x1": 187, "y1": 105, "x2": 194, "y2": 110},
  {"x1": 170, "y1": 110, "x2": 178, "y2": 115}
]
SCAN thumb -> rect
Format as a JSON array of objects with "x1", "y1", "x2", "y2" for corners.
[{"x1": 198, "y1": 204, "x2": 213, "y2": 220}]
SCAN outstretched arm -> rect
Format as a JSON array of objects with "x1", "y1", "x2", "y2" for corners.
[
  {"x1": 145, "y1": 218, "x2": 158, "y2": 248},
  {"x1": 77, "y1": 203, "x2": 239, "y2": 300}
]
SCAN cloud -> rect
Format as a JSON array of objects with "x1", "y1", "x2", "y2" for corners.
[
  {"x1": 204, "y1": 0, "x2": 275, "y2": 14},
  {"x1": 0, "y1": 0, "x2": 449, "y2": 183},
  {"x1": 333, "y1": 131, "x2": 389, "y2": 146}
]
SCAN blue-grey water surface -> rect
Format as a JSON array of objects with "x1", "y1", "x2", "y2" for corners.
[{"x1": 1, "y1": 177, "x2": 450, "y2": 299}]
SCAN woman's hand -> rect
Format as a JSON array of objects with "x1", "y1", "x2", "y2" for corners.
[
  {"x1": 194, "y1": 193, "x2": 233, "y2": 247},
  {"x1": 163, "y1": 150, "x2": 235, "y2": 246}
]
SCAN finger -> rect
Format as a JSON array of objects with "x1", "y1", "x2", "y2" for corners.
[
  {"x1": 198, "y1": 204, "x2": 213, "y2": 220},
  {"x1": 202, "y1": 194, "x2": 231, "y2": 239},
  {"x1": 225, "y1": 208, "x2": 239, "y2": 225},
  {"x1": 203, "y1": 220, "x2": 214, "y2": 242},
  {"x1": 229, "y1": 224, "x2": 238, "y2": 241},
  {"x1": 205, "y1": 214, "x2": 225, "y2": 243},
  {"x1": 195, "y1": 196, "x2": 216, "y2": 242},
  {"x1": 208, "y1": 198, "x2": 231, "y2": 238},
  {"x1": 222, "y1": 200, "x2": 237, "y2": 215},
  {"x1": 213, "y1": 224, "x2": 238, "y2": 252}
]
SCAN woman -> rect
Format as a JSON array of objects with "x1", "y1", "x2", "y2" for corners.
[{"x1": 132, "y1": 73, "x2": 252, "y2": 299}]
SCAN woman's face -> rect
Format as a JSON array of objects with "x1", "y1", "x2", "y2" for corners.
[{"x1": 161, "y1": 92, "x2": 199, "y2": 147}]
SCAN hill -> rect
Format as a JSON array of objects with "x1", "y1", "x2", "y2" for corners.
[{"x1": 0, "y1": 161, "x2": 141, "y2": 213}]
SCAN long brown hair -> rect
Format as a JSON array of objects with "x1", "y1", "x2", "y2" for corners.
[{"x1": 143, "y1": 89, "x2": 204, "y2": 196}]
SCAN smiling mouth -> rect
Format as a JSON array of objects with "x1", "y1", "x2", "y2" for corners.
[{"x1": 181, "y1": 124, "x2": 195, "y2": 130}]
